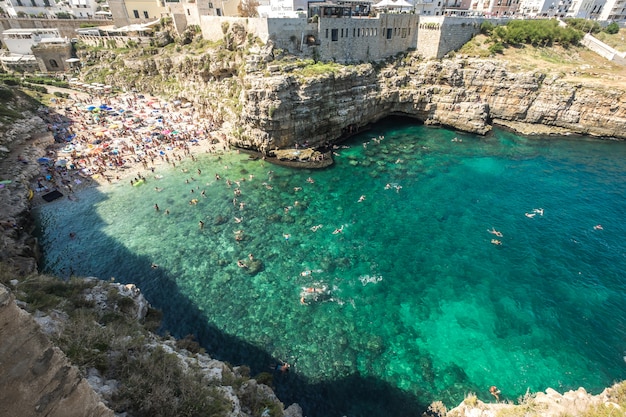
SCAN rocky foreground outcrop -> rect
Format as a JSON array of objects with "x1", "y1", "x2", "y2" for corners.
[
  {"x1": 444, "y1": 384, "x2": 625, "y2": 417},
  {"x1": 0, "y1": 284, "x2": 114, "y2": 417}
]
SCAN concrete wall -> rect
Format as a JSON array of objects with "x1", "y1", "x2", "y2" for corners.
[
  {"x1": 200, "y1": 16, "x2": 273, "y2": 43},
  {"x1": 267, "y1": 17, "x2": 317, "y2": 53},
  {"x1": 581, "y1": 32, "x2": 626, "y2": 65}
]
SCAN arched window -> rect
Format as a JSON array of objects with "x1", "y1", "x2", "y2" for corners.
[{"x1": 49, "y1": 59, "x2": 58, "y2": 68}]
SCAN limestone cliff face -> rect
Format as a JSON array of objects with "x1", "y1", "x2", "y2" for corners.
[
  {"x1": 233, "y1": 58, "x2": 626, "y2": 151},
  {"x1": 86, "y1": 45, "x2": 626, "y2": 152},
  {"x1": 0, "y1": 285, "x2": 114, "y2": 417}
]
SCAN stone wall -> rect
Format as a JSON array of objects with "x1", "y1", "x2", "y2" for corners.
[
  {"x1": 32, "y1": 42, "x2": 73, "y2": 72},
  {"x1": 417, "y1": 16, "x2": 496, "y2": 58},
  {"x1": 201, "y1": 14, "x2": 420, "y2": 63},
  {"x1": 78, "y1": 34, "x2": 153, "y2": 48},
  {"x1": 315, "y1": 14, "x2": 419, "y2": 62}
]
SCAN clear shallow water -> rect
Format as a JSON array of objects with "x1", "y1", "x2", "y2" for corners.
[{"x1": 36, "y1": 119, "x2": 626, "y2": 416}]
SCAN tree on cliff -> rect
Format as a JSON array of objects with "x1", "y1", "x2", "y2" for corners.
[{"x1": 237, "y1": 0, "x2": 259, "y2": 17}]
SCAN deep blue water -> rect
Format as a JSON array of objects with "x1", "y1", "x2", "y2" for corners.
[{"x1": 35, "y1": 120, "x2": 626, "y2": 416}]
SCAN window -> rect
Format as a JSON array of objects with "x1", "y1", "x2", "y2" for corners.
[
  {"x1": 325, "y1": 28, "x2": 328, "y2": 38},
  {"x1": 386, "y1": 28, "x2": 392, "y2": 39},
  {"x1": 30, "y1": 0, "x2": 36, "y2": 6},
  {"x1": 16, "y1": 0, "x2": 23, "y2": 6},
  {"x1": 143, "y1": 11, "x2": 149, "y2": 18},
  {"x1": 216, "y1": 8, "x2": 222, "y2": 15},
  {"x1": 401, "y1": 27, "x2": 407, "y2": 38},
  {"x1": 186, "y1": 8, "x2": 190, "y2": 14},
  {"x1": 353, "y1": 28, "x2": 355, "y2": 37},
  {"x1": 49, "y1": 59, "x2": 58, "y2": 68},
  {"x1": 208, "y1": 2, "x2": 213, "y2": 7},
  {"x1": 133, "y1": 9, "x2": 139, "y2": 18},
  {"x1": 331, "y1": 28, "x2": 338, "y2": 41}
]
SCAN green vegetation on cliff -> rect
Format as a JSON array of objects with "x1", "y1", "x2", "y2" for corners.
[{"x1": 0, "y1": 264, "x2": 284, "y2": 417}]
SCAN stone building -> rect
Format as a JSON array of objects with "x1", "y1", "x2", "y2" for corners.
[{"x1": 0, "y1": 27, "x2": 73, "y2": 72}]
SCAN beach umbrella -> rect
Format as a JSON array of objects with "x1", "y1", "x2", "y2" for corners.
[
  {"x1": 37, "y1": 157, "x2": 51, "y2": 164},
  {"x1": 55, "y1": 159, "x2": 68, "y2": 167},
  {"x1": 86, "y1": 105, "x2": 96, "y2": 111}
]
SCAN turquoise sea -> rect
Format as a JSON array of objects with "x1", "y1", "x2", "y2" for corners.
[{"x1": 35, "y1": 119, "x2": 626, "y2": 416}]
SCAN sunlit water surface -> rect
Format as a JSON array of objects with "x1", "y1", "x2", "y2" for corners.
[{"x1": 36, "y1": 121, "x2": 626, "y2": 416}]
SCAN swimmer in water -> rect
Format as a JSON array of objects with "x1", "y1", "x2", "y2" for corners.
[
  {"x1": 332, "y1": 225, "x2": 344, "y2": 235},
  {"x1": 491, "y1": 239, "x2": 502, "y2": 245},
  {"x1": 489, "y1": 386, "x2": 501, "y2": 401},
  {"x1": 154, "y1": 187, "x2": 163, "y2": 192},
  {"x1": 301, "y1": 270, "x2": 312, "y2": 276},
  {"x1": 525, "y1": 212, "x2": 536, "y2": 218},
  {"x1": 594, "y1": 224, "x2": 603, "y2": 230},
  {"x1": 310, "y1": 224, "x2": 323, "y2": 232},
  {"x1": 488, "y1": 227, "x2": 503, "y2": 237},
  {"x1": 532, "y1": 208, "x2": 544, "y2": 216},
  {"x1": 306, "y1": 177, "x2": 315, "y2": 184},
  {"x1": 358, "y1": 195, "x2": 366, "y2": 203},
  {"x1": 283, "y1": 233, "x2": 291, "y2": 241}
]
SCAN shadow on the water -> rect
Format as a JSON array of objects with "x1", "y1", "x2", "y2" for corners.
[{"x1": 35, "y1": 187, "x2": 429, "y2": 417}]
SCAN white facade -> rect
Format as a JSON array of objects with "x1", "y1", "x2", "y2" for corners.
[
  {"x1": 413, "y1": 0, "x2": 443, "y2": 15},
  {"x1": 518, "y1": 0, "x2": 550, "y2": 16},
  {"x1": 258, "y1": 0, "x2": 309, "y2": 17},
  {"x1": 597, "y1": 0, "x2": 626, "y2": 20},
  {"x1": 566, "y1": 0, "x2": 603, "y2": 18},
  {"x1": 2, "y1": 28, "x2": 65, "y2": 55},
  {"x1": 0, "y1": 0, "x2": 103, "y2": 18},
  {"x1": 66, "y1": 0, "x2": 101, "y2": 18}
]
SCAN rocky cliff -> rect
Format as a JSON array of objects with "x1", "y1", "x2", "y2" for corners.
[
  {"x1": 0, "y1": 284, "x2": 113, "y2": 417},
  {"x1": 80, "y1": 42, "x2": 626, "y2": 153},
  {"x1": 236, "y1": 57, "x2": 626, "y2": 151}
]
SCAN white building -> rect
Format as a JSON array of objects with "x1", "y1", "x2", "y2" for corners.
[
  {"x1": 0, "y1": 0, "x2": 104, "y2": 18},
  {"x1": 2, "y1": 28, "x2": 65, "y2": 54},
  {"x1": 597, "y1": 0, "x2": 626, "y2": 20},
  {"x1": 258, "y1": 0, "x2": 315, "y2": 17},
  {"x1": 518, "y1": 0, "x2": 554, "y2": 16},
  {"x1": 0, "y1": 28, "x2": 73, "y2": 72},
  {"x1": 565, "y1": 0, "x2": 603, "y2": 18}
]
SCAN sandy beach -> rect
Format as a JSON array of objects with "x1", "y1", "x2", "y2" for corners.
[{"x1": 29, "y1": 88, "x2": 230, "y2": 206}]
